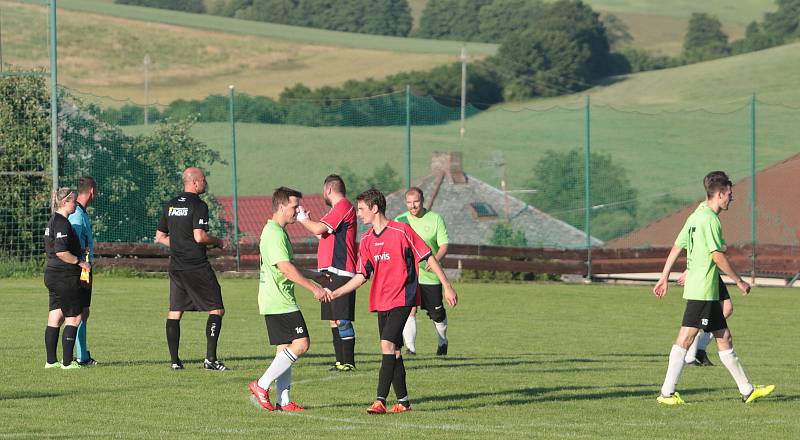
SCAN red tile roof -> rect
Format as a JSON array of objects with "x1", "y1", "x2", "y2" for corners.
[
  {"x1": 607, "y1": 154, "x2": 800, "y2": 248},
  {"x1": 217, "y1": 194, "x2": 328, "y2": 244}
]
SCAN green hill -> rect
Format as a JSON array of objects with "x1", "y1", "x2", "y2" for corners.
[
  {"x1": 5, "y1": 0, "x2": 493, "y2": 103},
  {"x1": 128, "y1": 42, "x2": 800, "y2": 232}
]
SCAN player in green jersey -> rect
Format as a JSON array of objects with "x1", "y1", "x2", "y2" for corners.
[
  {"x1": 395, "y1": 187, "x2": 454, "y2": 355},
  {"x1": 248, "y1": 187, "x2": 331, "y2": 411},
  {"x1": 652, "y1": 171, "x2": 774, "y2": 405}
]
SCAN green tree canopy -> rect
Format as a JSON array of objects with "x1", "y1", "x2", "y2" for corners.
[
  {"x1": 524, "y1": 148, "x2": 638, "y2": 240},
  {"x1": 683, "y1": 12, "x2": 730, "y2": 62},
  {"x1": 416, "y1": 0, "x2": 491, "y2": 40},
  {"x1": 493, "y1": 29, "x2": 591, "y2": 100}
]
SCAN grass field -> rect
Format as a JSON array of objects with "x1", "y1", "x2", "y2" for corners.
[{"x1": 1, "y1": 277, "x2": 796, "y2": 439}]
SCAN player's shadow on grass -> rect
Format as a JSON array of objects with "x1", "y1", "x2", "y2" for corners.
[
  {"x1": 413, "y1": 384, "x2": 729, "y2": 409},
  {"x1": 0, "y1": 391, "x2": 62, "y2": 401}
]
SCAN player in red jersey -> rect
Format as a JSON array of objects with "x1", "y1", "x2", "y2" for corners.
[{"x1": 328, "y1": 189, "x2": 458, "y2": 414}]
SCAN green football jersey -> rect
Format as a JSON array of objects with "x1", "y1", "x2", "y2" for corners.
[
  {"x1": 395, "y1": 209, "x2": 449, "y2": 285},
  {"x1": 258, "y1": 220, "x2": 300, "y2": 315},
  {"x1": 675, "y1": 203, "x2": 725, "y2": 301}
]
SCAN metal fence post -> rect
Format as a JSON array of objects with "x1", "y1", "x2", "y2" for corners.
[
  {"x1": 229, "y1": 85, "x2": 240, "y2": 272},
  {"x1": 584, "y1": 96, "x2": 592, "y2": 279},
  {"x1": 49, "y1": 0, "x2": 58, "y2": 198},
  {"x1": 405, "y1": 85, "x2": 411, "y2": 189},
  {"x1": 750, "y1": 94, "x2": 757, "y2": 284}
]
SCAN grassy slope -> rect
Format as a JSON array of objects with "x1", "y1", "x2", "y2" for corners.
[
  {"x1": 1, "y1": 278, "x2": 796, "y2": 439},
  {"x1": 4, "y1": 0, "x2": 492, "y2": 102},
  {"x1": 122, "y1": 43, "x2": 800, "y2": 229}
]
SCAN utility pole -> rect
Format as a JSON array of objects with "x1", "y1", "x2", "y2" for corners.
[
  {"x1": 459, "y1": 47, "x2": 467, "y2": 139},
  {"x1": 143, "y1": 53, "x2": 151, "y2": 125}
]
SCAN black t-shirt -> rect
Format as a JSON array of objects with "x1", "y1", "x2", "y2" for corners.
[
  {"x1": 157, "y1": 192, "x2": 211, "y2": 271},
  {"x1": 44, "y1": 212, "x2": 82, "y2": 274}
]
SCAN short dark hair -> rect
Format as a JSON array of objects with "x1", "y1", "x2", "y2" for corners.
[
  {"x1": 272, "y1": 186, "x2": 302, "y2": 211},
  {"x1": 324, "y1": 174, "x2": 346, "y2": 196},
  {"x1": 704, "y1": 171, "x2": 732, "y2": 198},
  {"x1": 356, "y1": 188, "x2": 386, "y2": 214},
  {"x1": 405, "y1": 187, "x2": 424, "y2": 201},
  {"x1": 76, "y1": 176, "x2": 96, "y2": 195}
]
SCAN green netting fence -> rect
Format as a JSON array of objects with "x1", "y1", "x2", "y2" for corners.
[
  {"x1": 4, "y1": 75, "x2": 800, "y2": 275},
  {"x1": 3, "y1": 1, "x2": 800, "y2": 277}
]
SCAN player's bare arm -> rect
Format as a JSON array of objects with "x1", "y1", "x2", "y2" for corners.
[
  {"x1": 653, "y1": 245, "x2": 684, "y2": 298},
  {"x1": 155, "y1": 230, "x2": 170, "y2": 247},
  {"x1": 55, "y1": 250, "x2": 91, "y2": 270},
  {"x1": 276, "y1": 260, "x2": 331, "y2": 301},
  {"x1": 329, "y1": 274, "x2": 366, "y2": 300},
  {"x1": 711, "y1": 251, "x2": 751, "y2": 295},
  {"x1": 193, "y1": 228, "x2": 222, "y2": 248},
  {"x1": 295, "y1": 206, "x2": 330, "y2": 236},
  {"x1": 425, "y1": 256, "x2": 458, "y2": 307},
  {"x1": 425, "y1": 243, "x2": 449, "y2": 272}
]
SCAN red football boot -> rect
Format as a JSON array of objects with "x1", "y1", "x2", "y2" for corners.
[
  {"x1": 248, "y1": 380, "x2": 274, "y2": 411},
  {"x1": 366, "y1": 400, "x2": 387, "y2": 414},
  {"x1": 389, "y1": 403, "x2": 412, "y2": 413},
  {"x1": 277, "y1": 402, "x2": 305, "y2": 411}
]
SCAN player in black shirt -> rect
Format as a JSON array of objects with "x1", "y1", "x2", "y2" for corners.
[
  {"x1": 155, "y1": 167, "x2": 227, "y2": 371},
  {"x1": 43, "y1": 187, "x2": 92, "y2": 369}
]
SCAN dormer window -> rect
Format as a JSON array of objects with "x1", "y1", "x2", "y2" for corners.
[{"x1": 468, "y1": 202, "x2": 497, "y2": 219}]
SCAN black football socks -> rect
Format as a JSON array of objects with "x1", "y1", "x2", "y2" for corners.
[
  {"x1": 61, "y1": 325, "x2": 78, "y2": 366},
  {"x1": 45, "y1": 326, "x2": 60, "y2": 364},
  {"x1": 377, "y1": 354, "x2": 396, "y2": 403},
  {"x1": 166, "y1": 319, "x2": 181, "y2": 364},
  {"x1": 206, "y1": 314, "x2": 223, "y2": 362}
]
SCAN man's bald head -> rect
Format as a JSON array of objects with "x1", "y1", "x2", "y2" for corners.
[{"x1": 183, "y1": 167, "x2": 207, "y2": 194}]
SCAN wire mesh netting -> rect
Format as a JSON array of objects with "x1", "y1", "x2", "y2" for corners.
[{"x1": 2, "y1": 67, "x2": 800, "y2": 274}]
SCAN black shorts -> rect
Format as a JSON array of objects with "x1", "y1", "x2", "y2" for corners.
[
  {"x1": 45, "y1": 271, "x2": 82, "y2": 317},
  {"x1": 682, "y1": 300, "x2": 727, "y2": 332},
  {"x1": 320, "y1": 272, "x2": 356, "y2": 321},
  {"x1": 169, "y1": 265, "x2": 224, "y2": 312},
  {"x1": 718, "y1": 275, "x2": 730, "y2": 301},
  {"x1": 265, "y1": 311, "x2": 310, "y2": 345},
  {"x1": 419, "y1": 283, "x2": 444, "y2": 310},
  {"x1": 79, "y1": 272, "x2": 92, "y2": 308},
  {"x1": 377, "y1": 306, "x2": 413, "y2": 348}
]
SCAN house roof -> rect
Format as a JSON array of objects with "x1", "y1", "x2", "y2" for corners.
[
  {"x1": 606, "y1": 153, "x2": 800, "y2": 248},
  {"x1": 217, "y1": 194, "x2": 327, "y2": 244},
  {"x1": 385, "y1": 170, "x2": 601, "y2": 248}
]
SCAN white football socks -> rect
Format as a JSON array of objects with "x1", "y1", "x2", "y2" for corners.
[
  {"x1": 697, "y1": 331, "x2": 713, "y2": 350},
  {"x1": 258, "y1": 347, "x2": 297, "y2": 390},
  {"x1": 718, "y1": 348, "x2": 754, "y2": 396},
  {"x1": 276, "y1": 367, "x2": 292, "y2": 406},
  {"x1": 402, "y1": 316, "x2": 417, "y2": 352},
  {"x1": 434, "y1": 317, "x2": 448, "y2": 346},
  {"x1": 661, "y1": 345, "x2": 688, "y2": 397}
]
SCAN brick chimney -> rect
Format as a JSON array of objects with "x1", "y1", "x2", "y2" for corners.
[{"x1": 431, "y1": 151, "x2": 466, "y2": 184}]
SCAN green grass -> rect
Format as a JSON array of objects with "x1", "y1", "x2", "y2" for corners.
[
  {"x1": 3, "y1": 0, "x2": 461, "y2": 102},
  {"x1": 24, "y1": 0, "x2": 497, "y2": 56},
  {"x1": 114, "y1": 42, "x2": 800, "y2": 231},
  {"x1": 578, "y1": 0, "x2": 775, "y2": 25},
  {"x1": 1, "y1": 277, "x2": 796, "y2": 439}
]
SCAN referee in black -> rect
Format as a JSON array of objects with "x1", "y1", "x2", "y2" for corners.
[
  {"x1": 155, "y1": 167, "x2": 227, "y2": 371},
  {"x1": 44, "y1": 187, "x2": 91, "y2": 369}
]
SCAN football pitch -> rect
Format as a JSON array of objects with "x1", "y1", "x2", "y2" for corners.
[{"x1": 2, "y1": 277, "x2": 797, "y2": 439}]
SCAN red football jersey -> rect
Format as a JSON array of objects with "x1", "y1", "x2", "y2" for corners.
[
  {"x1": 317, "y1": 198, "x2": 357, "y2": 275},
  {"x1": 356, "y1": 220, "x2": 431, "y2": 312}
]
